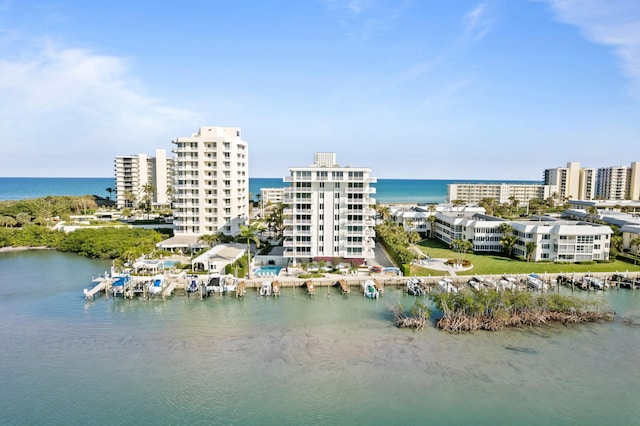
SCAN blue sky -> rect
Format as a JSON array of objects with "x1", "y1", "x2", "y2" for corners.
[{"x1": 1, "y1": 0, "x2": 639, "y2": 179}]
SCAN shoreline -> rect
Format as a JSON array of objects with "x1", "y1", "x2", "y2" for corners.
[{"x1": 0, "y1": 246, "x2": 52, "y2": 253}]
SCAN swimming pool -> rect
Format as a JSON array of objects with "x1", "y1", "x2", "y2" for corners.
[
  {"x1": 253, "y1": 265, "x2": 282, "y2": 277},
  {"x1": 162, "y1": 259, "x2": 182, "y2": 268}
]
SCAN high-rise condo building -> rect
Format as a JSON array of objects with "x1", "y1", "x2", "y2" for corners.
[
  {"x1": 114, "y1": 149, "x2": 174, "y2": 209},
  {"x1": 171, "y1": 126, "x2": 249, "y2": 236},
  {"x1": 283, "y1": 153, "x2": 376, "y2": 265}
]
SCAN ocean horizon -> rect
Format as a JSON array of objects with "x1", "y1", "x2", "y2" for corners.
[{"x1": 0, "y1": 177, "x2": 541, "y2": 204}]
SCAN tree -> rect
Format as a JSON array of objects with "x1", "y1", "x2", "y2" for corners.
[
  {"x1": 498, "y1": 222, "x2": 512, "y2": 236},
  {"x1": 197, "y1": 232, "x2": 222, "y2": 248},
  {"x1": 266, "y1": 203, "x2": 286, "y2": 238},
  {"x1": 16, "y1": 212, "x2": 31, "y2": 226},
  {"x1": 239, "y1": 222, "x2": 264, "y2": 278},
  {"x1": 586, "y1": 206, "x2": 598, "y2": 223},
  {"x1": 610, "y1": 235, "x2": 623, "y2": 257},
  {"x1": 509, "y1": 196, "x2": 520, "y2": 216},
  {"x1": 375, "y1": 203, "x2": 391, "y2": 222},
  {"x1": 631, "y1": 236, "x2": 640, "y2": 265},
  {"x1": 451, "y1": 199, "x2": 466, "y2": 208},
  {"x1": 141, "y1": 184, "x2": 155, "y2": 219},
  {"x1": 0, "y1": 216, "x2": 17, "y2": 227},
  {"x1": 500, "y1": 235, "x2": 518, "y2": 258},
  {"x1": 407, "y1": 230, "x2": 420, "y2": 245},
  {"x1": 106, "y1": 187, "x2": 114, "y2": 201},
  {"x1": 450, "y1": 239, "x2": 473, "y2": 266},
  {"x1": 525, "y1": 241, "x2": 537, "y2": 262},
  {"x1": 479, "y1": 197, "x2": 497, "y2": 216},
  {"x1": 123, "y1": 190, "x2": 136, "y2": 209},
  {"x1": 427, "y1": 215, "x2": 437, "y2": 238}
]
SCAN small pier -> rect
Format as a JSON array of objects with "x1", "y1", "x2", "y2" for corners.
[
  {"x1": 304, "y1": 280, "x2": 315, "y2": 296},
  {"x1": 272, "y1": 280, "x2": 281, "y2": 297},
  {"x1": 373, "y1": 279, "x2": 384, "y2": 296},
  {"x1": 84, "y1": 277, "x2": 111, "y2": 300},
  {"x1": 335, "y1": 279, "x2": 350, "y2": 295},
  {"x1": 163, "y1": 280, "x2": 178, "y2": 299}
]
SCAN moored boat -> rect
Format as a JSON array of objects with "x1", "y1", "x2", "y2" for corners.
[{"x1": 362, "y1": 279, "x2": 379, "y2": 299}]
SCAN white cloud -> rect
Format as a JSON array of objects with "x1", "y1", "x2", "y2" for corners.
[
  {"x1": 0, "y1": 41, "x2": 201, "y2": 176},
  {"x1": 463, "y1": 3, "x2": 493, "y2": 42},
  {"x1": 541, "y1": 0, "x2": 640, "y2": 93}
]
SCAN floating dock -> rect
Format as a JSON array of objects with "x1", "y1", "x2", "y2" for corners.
[{"x1": 373, "y1": 279, "x2": 384, "y2": 296}]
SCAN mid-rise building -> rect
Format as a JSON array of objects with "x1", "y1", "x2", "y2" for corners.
[
  {"x1": 114, "y1": 149, "x2": 173, "y2": 209},
  {"x1": 447, "y1": 183, "x2": 552, "y2": 205},
  {"x1": 543, "y1": 161, "x2": 584, "y2": 201},
  {"x1": 171, "y1": 126, "x2": 249, "y2": 237},
  {"x1": 282, "y1": 153, "x2": 376, "y2": 265}
]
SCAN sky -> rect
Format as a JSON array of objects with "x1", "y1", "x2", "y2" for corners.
[{"x1": 1, "y1": 0, "x2": 639, "y2": 180}]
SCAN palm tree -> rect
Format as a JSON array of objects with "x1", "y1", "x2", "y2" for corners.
[
  {"x1": 498, "y1": 222, "x2": 512, "y2": 236},
  {"x1": 239, "y1": 222, "x2": 264, "y2": 278},
  {"x1": 586, "y1": 206, "x2": 598, "y2": 223},
  {"x1": 123, "y1": 190, "x2": 136, "y2": 209},
  {"x1": 509, "y1": 196, "x2": 519, "y2": 216},
  {"x1": 500, "y1": 234, "x2": 518, "y2": 258},
  {"x1": 106, "y1": 187, "x2": 114, "y2": 201},
  {"x1": 427, "y1": 215, "x2": 437, "y2": 238},
  {"x1": 375, "y1": 203, "x2": 391, "y2": 222},
  {"x1": 141, "y1": 184, "x2": 155, "y2": 219},
  {"x1": 197, "y1": 232, "x2": 222, "y2": 249},
  {"x1": 630, "y1": 236, "x2": 640, "y2": 265},
  {"x1": 479, "y1": 197, "x2": 496, "y2": 216},
  {"x1": 450, "y1": 239, "x2": 473, "y2": 266},
  {"x1": 451, "y1": 199, "x2": 466, "y2": 208},
  {"x1": 525, "y1": 241, "x2": 537, "y2": 262}
]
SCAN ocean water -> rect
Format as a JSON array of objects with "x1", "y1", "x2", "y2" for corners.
[
  {"x1": 1, "y1": 250, "x2": 639, "y2": 425},
  {"x1": 0, "y1": 177, "x2": 115, "y2": 201},
  {"x1": 1, "y1": 177, "x2": 539, "y2": 204}
]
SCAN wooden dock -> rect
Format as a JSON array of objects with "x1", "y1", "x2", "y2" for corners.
[
  {"x1": 163, "y1": 280, "x2": 178, "y2": 299},
  {"x1": 335, "y1": 279, "x2": 350, "y2": 295},
  {"x1": 272, "y1": 280, "x2": 281, "y2": 296},
  {"x1": 373, "y1": 279, "x2": 384, "y2": 296},
  {"x1": 304, "y1": 280, "x2": 315, "y2": 296}
]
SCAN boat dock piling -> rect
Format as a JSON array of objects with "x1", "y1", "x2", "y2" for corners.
[{"x1": 236, "y1": 281, "x2": 246, "y2": 297}]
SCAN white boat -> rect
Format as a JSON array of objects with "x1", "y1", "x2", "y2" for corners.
[
  {"x1": 259, "y1": 281, "x2": 272, "y2": 296},
  {"x1": 407, "y1": 277, "x2": 425, "y2": 296},
  {"x1": 186, "y1": 276, "x2": 200, "y2": 294},
  {"x1": 583, "y1": 276, "x2": 608, "y2": 290},
  {"x1": 206, "y1": 274, "x2": 224, "y2": 294},
  {"x1": 437, "y1": 278, "x2": 458, "y2": 293},
  {"x1": 467, "y1": 279, "x2": 482, "y2": 291},
  {"x1": 110, "y1": 273, "x2": 131, "y2": 296},
  {"x1": 362, "y1": 279, "x2": 379, "y2": 299},
  {"x1": 148, "y1": 274, "x2": 165, "y2": 295},
  {"x1": 526, "y1": 274, "x2": 547, "y2": 291}
]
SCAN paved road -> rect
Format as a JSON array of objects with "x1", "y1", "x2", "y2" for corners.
[{"x1": 370, "y1": 243, "x2": 395, "y2": 268}]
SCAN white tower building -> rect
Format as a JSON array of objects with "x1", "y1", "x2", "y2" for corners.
[
  {"x1": 283, "y1": 153, "x2": 376, "y2": 265},
  {"x1": 171, "y1": 126, "x2": 249, "y2": 237}
]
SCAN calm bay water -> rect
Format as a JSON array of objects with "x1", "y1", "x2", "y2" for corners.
[{"x1": 1, "y1": 250, "x2": 639, "y2": 425}]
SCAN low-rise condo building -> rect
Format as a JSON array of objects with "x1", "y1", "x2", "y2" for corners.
[
  {"x1": 431, "y1": 210, "x2": 612, "y2": 262},
  {"x1": 282, "y1": 152, "x2": 376, "y2": 265}
]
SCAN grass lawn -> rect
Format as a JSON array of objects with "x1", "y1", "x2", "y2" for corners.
[{"x1": 411, "y1": 239, "x2": 640, "y2": 277}]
